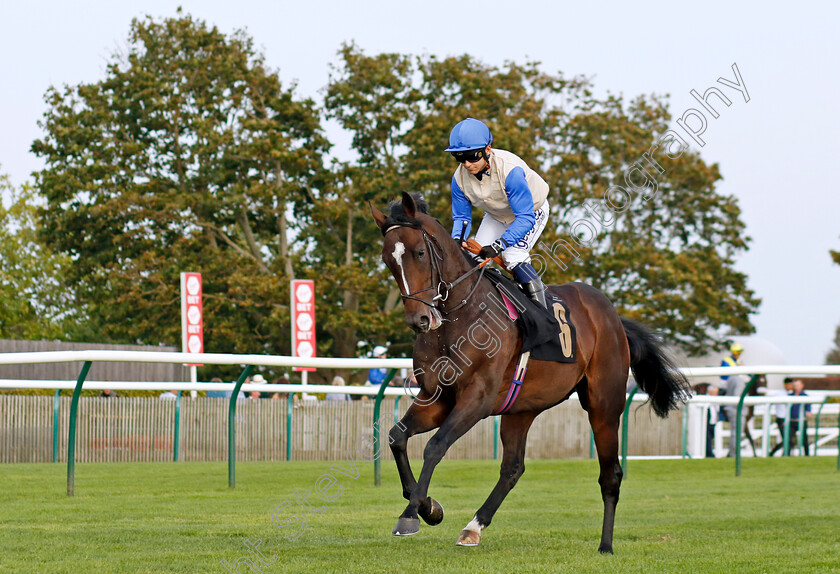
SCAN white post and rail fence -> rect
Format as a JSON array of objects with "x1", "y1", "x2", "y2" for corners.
[{"x1": 0, "y1": 351, "x2": 838, "y2": 495}]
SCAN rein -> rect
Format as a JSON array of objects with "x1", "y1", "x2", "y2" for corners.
[{"x1": 385, "y1": 224, "x2": 488, "y2": 315}]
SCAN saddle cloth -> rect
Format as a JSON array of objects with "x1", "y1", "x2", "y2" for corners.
[{"x1": 483, "y1": 268, "x2": 577, "y2": 363}]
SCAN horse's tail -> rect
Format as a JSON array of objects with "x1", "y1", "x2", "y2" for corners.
[{"x1": 621, "y1": 318, "x2": 690, "y2": 418}]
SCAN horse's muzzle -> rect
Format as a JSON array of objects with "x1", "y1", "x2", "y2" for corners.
[{"x1": 407, "y1": 307, "x2": 443, "y2": 334}]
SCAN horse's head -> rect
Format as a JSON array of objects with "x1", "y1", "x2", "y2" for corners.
[{"x1": 370, "y1": 192, "x2": 454, "y2": 334}]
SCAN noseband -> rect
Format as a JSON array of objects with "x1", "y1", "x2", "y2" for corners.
[{"x1": 384, "y1": 225, "x2": 488, "y2": 315}]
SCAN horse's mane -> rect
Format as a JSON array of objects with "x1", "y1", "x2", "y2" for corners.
[
  {"x1": 380, "y1": 192, "x2": 478, "y2": 267},
  {"x1": 380, "y1": 192, "x2": 429, "y2": 234}
]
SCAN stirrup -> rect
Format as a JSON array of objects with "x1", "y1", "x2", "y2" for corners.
[{"x1": 524, "y1": 278, "x2": 547, "y2": 309}]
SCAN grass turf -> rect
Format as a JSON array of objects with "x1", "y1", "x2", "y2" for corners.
[{"x1": 1, "y1": 457, "x2": 838, "y2": 573}]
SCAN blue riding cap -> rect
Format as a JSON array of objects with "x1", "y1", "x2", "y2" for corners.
[{"x1": 445, "y1": 118, "x2": 493, "y2": 152}]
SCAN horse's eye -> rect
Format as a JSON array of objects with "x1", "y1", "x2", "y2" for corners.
[{"x1": 417, "y1": 249, "x2": 425, "y2": 258}]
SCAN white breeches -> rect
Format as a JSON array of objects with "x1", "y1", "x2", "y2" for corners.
[{"x1": 474, "y1": 200, "x2": 550, "y2": 267}]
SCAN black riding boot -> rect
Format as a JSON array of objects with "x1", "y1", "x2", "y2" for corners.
[{"x1": 524, "y1": 276, "x2": 547, "y2": 309}]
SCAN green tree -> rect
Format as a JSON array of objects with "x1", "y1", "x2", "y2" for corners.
[
  {"x1": 0, "y1": 170, "x2": 74, "y2": 339},
  {"x1": 31, "y1": 13, "x2": 328, "y2": 364},
  {"x1": 310, "y1": 44, "x2": 421, "y2": 364},
  {"x1": 828, "y1": 243, "x2": 840, "y2": 364},
  {"x1": 826, "y1": 325, "x2": 840, "y2": 365},
  {"x1": 328, "y1": 46, "x2": 758, "y2": 355},
  {"x1": 542, "y1": 92, "x2": 760, "y2": 354}
]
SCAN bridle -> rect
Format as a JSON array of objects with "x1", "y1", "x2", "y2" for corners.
[{"x1": 384, "y1": 224, "x2": 488, "y2": 315}]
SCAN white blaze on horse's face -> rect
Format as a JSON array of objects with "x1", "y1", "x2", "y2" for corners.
[{"x1": 392, "y1": 241, "x2": 411, "y2": 296}]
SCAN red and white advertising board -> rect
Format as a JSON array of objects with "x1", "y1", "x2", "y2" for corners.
[
  {"x1": 291, "y1": 279, "x2": 316, "y2": 372},
  {"x1": 180, "y1": 272, "x2": 204, "y2": 360}
]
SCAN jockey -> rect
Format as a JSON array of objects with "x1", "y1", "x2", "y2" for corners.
[
  {"x1": 719, "y1": 343, "x2": 743, "y2": 382},
  {"x1": 446, "y1": 118, "x2": 551, "y2": 308}
]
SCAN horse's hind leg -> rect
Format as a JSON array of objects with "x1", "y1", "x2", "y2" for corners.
[
  {"x1": 591, "y1": 416, "x2": 623, "y2": 554},
  {"x1": 587, "y1": 403, "x2": 623, "y2": 554},
  {"x1": 456, "y1": 411, "x2": 538, "y2": 546},
  {"x1": 578, "y1": 367, "x2": 626, "y2": 554}
]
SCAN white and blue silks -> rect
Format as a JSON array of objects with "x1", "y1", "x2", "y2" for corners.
[{"x1": 450, "y1": 149, "x2": 550, "y2": 269}]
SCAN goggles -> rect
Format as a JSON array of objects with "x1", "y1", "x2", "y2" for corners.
[{"x1": 450, "y1": 149, "x2": 484, "y2": 163}]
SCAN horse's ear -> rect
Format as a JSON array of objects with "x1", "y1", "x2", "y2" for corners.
[
  {"x1": 402, "y1": 192, "x2": 417, "y2": 218},
  {"x1": 369, "y1": 201, "x2": 387, "y2": 230}
]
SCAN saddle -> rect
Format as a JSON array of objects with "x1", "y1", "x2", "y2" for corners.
[
  {"x1": 482, "y1": 268, "x2": 577, "y2": 363},
  {"x1": 462, "y1": 238, "x2": 576, "y2": 362}
]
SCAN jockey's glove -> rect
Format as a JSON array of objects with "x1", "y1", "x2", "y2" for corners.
[{"x1": 478, "y1": 239, "x2": 507, "y2": 259}]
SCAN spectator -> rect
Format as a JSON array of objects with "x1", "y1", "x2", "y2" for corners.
[
  {"x1": 99, "y1": 389, "x2": 119, "y2": 398},
  {"x1": 367, "y1": 346, "x2": 389, "y2": 386},
  {"x1": 159, "y1": 390, "x2": 178, "y2": 400},
  {"x1": 206, "y1": 377, "x2": 226, "y2": 398},
  {"x1": 206, "y1": 376, "x2": 245, "y2": 400},
  {"x1": 270, "y1": 374, "x2": 293, "y2": 402},
  {"x1": 721, "y1": 373, "x2": 749, "y2": 457},
  {"x1": 325, "y1": 376, "x2": 351, "y2": 402},
  {"x1": 694, "y1": 383, "x2": 720, "y2": 458},
  {"x1": 719, "y1": 343, "x2": 743, "y2": 381},
  {"x1": 240, "y1": 376, "x2": 261, "y2": 400},
  {"x1": 769, "y1": 378, "x2": 796, "y2": 456},
  {"x1": 718, "y1": 343, "x2": 748, "y2": 457},
  {"x1": 405, "y1": 371, "x2": 420, "y2": 387},
  {"x1": 250, "y1": 373, "x2": 270, "y2": 399},
  {"x1": 272, "y1": 374, "x2": 301, "y2": 406},
  {"x1": 790, "y1": 378, "x2": 813, "y2": 456}
]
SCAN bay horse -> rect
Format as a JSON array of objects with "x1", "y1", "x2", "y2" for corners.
[{"x1": 371, "y1": 192, "x2": 689, "y2": 552}]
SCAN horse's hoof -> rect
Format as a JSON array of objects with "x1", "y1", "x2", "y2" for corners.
[
  {"x1": 598, "y1": 544, "x2": 614, "y2": 554},
  {"x1": 392, "y1": 517, "x2": 420, "y2": 536},
  {"x1": 456, "y1": 529, "x2": 481, "y2": 546},
  {"x1": 420, "y1": 498, "x2": 444, "y2": 526}
]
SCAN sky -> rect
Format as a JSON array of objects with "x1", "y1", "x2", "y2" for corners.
[{"x1": 1, "y1": 1, "x2": 838, "y2": 366}]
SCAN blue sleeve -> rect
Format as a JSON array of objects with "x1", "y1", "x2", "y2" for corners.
[
  {"x1": 451, "y1": 175, "x2": 472, "y2": 240},
  {"x1": 719, "y1": 359, "x2": 730, "y2": 382},
  {"x1": 500, "y1": 167, "x2": 536, "y2": 247},
  {"x1": 368, "y1": 368, "x2": 386, "y2": 385}
]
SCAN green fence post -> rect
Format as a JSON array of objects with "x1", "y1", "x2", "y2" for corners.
[
  {"x1": 67, "y1": 361, "x2": 93, "y2": 496},
  {"x1": 735, "y1": 376, "x2": 757, "y2": 477},
  {"x1": 681, "y1": 403, "x2": 691, "y2": 459},
  {"x1": 589, "y1": 429, "x2": 595, "y2": 459},
  {"x1": 286, "y1": 392, "x2": 294, "y2": 462},
  {"x1": 836, "y1": 406, "x2": 840, "y2": 471},
  {"x1": 762, "y1": 400, "x2": 772, "y2": 457},
  {"x1": 373, "y1": 369, "x2": 397, "y2": 487},
  {"x1": 394, "y1": 395, "x2": 402, "y2": 424},
  {"x1": 53, "y1": 389, "x2": 61, "y2": 463},
  {"x1": 621, "y1": 386, "x2": 639, "y2": 476},
  {"x1": 173, "y1": 390, "x2": 183, "y2": 462},
  {"x1": 228, "y1": 366, "x2": 254, "y2": 489},
  {"x1": 493, "y1": 416, "x2": 500, "y2": 460},
  {"x1": 814, "y1": 399, "x2": 827, "y2": 457}
]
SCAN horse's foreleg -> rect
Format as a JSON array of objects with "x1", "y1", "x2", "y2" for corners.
[
  {"x1": 745, "y1": 410, "x2": 757, "y2": 457},
  {"x1": 390, "y1": 396, "x2": 449, "y2": 534},
  {"x1": 394, "y1": 404, "x2": 485, "y2": 536},
  {"x1": 456, "y1": 411, "x2": 537, "y2": 547}
]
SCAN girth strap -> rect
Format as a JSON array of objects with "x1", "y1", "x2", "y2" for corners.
[{"x1": 493, "y1": 351, "x2": 531, "y2": 415}]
